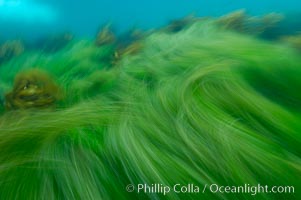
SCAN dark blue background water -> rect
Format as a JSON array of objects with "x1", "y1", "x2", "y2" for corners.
[{"x1": 1, "y1": 0, "x2": 301, "y2": 40}]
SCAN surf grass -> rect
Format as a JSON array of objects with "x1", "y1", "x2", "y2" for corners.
[{"x1": 0, "y1": 20, "x2": 300, "y2": 199}]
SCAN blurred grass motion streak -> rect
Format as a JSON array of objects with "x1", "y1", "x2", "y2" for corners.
[{"x1": 0, "y1": 19, "x2": 301, "y2": 200}]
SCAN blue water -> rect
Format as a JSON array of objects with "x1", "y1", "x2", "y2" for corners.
[{"x1": 1, "y1": 0, "x2": 301, "y2": 40}]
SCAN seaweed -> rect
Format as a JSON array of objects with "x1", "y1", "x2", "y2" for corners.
[
  {"x1": 0, "y1": 40, "x2": 24, "y2": 65},
  {"x1": 4, "y1": 69, "x2": 62, "y2": 110},
  {"x1": 0, "y1": 17, "x2": 300, "y2": 200},
  {"x1": 216, "y1": 10, "x2": 283, "y2": 37},
  {"x1": 95, "y1": 24, "x2": 116, "y2": 46},
  {"x1": 31, "y1": 32, "x2": 74, "y2": 53},
  {"x1": 162, "y1": 14, "x2": 201, "y2": 33},
  {"x1": 281, "y1": 33, "x2": 301, "y2": 52}
]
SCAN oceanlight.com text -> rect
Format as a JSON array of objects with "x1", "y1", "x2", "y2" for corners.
[{"x1": 126, "y1": 183, "x2": 295, "y2": 196}]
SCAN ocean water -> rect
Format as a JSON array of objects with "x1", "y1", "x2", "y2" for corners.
[
  {"x1": 1, "y1": 0, "x2": 301, "y2": 39},
  {"x1": 0, "y1": 1, "x2": 301, "y2": 200}
]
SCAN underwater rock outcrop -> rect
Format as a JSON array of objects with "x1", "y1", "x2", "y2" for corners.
[
  {"x1": 5, "y1": 69, "x2": 62, "y2": 110},
  {"x1": 0, "y1": 40, "x2": 24, "y2": 65}
]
